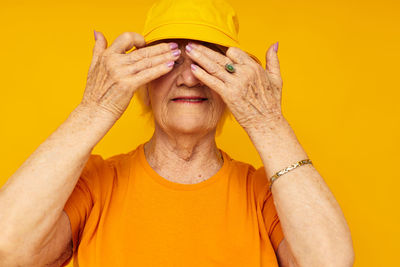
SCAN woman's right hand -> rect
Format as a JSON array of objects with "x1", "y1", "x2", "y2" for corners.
[{"x1": 79, "y1": 31, "x2": 180, "y2": 121}]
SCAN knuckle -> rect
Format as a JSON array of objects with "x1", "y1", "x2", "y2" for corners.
[
  {"x1": 226, "y1": 47, "x2": 238, "y2": 57},
  {"x1": 135, "y1": 48, "x2": 147, "y2": 60},
  {"x1": 207, "y1": 65, "x2": 219, "y2": 75},
  {"x1": 126, "y1": 65, "x2": 137, "y2": 75},
  {"x1": 245, "y1": 69, "x2": 255, "y2": 80},
  {"x1": 102, "y1": 49, "x2": 112, "y2": 59},
  {"x1": 121, "y1": 31, "x2": 133, "y2": 41},
  {"x1": 143, "y1": 48, "x2": 150, "y2": 59},
  {"x1": 144, "y1": 58, "x2": 154, "y2": 69},
  {"x1": 105, "y1": 64, "x2": 119, "y2": 78},
  {"x1": 131, "y1": 32, "x2": 145, "y2": 45},
  {"x1": 104, "y1": 57, "x2": 114, "y2": 70},
  {"x1": 128, "y1": 52, "x2": 139, "y2": 64},
  {"x1": 163, "y1": 42, "x2": 172, "y2": 51}
]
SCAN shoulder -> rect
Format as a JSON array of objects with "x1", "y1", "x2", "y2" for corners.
[
  {"x1": 220, "y1": 149, "x2": 257, "y2": 177},
  {"x1": 84, "y1": 144, "x2": 142, "y2": 177},
  {"x1": 220, "y1": 149, "x2": 269, "y2": 195},
  {"x1": 78, "y1": 146, "x2": 141, "y2": 195}
]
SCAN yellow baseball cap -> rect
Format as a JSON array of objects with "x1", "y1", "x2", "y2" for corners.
[{"x1": 141, "y1": 0, "x2": 261, "y2": 65}]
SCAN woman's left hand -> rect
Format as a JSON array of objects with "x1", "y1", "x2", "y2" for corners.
[{"x1": 186, "y1": 42, "x2": 284, "y2": 132}]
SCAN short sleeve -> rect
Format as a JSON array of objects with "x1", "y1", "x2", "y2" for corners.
[
  {"x1": 63, "y1": 154, "x2": 107, "y2": 254},
  {"x1": 253, "y1": 166, "x2": 285, "y2": 252},
  {"x1": 262, "y1": 185, "x2": 284, "y2": 252}
]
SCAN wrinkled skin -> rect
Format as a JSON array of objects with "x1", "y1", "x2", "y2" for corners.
[
  {"x1": 80, "y1": 31, "x2": 283, "y2": 134},
  {"x1": 182, "y1": 40, "x2": 283, "y2": 133},
  {"x1": 80, "y1": 31, "x2": 181, "y2": 121},
  {"x1": 145, "y1": 39, "x2": 228, "y2": 136}
]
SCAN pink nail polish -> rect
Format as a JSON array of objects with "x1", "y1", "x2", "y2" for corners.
[
  {"x1": 191, "y1": 64, "x2": 197, "y2": 71},
  {"x1": 186, "y1": 44, "x2": 193, "y2": 52},
  {"x1": 274, "y1": 42, "x2": 279, "y2": 52},
  {"x1": 169, "y1": 43, "x2": 178, "y2": 50},
  {"x1": 166, "y1": 61, "x2": 174, "y2": 68},
  {"x1": 94, "y1": 30, "x2": 98, "y2": 41},
  {"x1": 172, "y1": 49, "x2": 181, "y2": 57}
]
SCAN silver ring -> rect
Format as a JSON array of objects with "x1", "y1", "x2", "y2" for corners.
[{"x1": 225, "y1": 63, "x2": 236, "y2": 73}]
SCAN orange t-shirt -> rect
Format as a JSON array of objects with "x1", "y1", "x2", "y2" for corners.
[{"x1": 62, "y1": 143, "x2": 284, "y2": 267}]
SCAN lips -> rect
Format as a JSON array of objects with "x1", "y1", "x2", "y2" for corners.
[{"x1": 171, "y1": 96, "x2": 208, "y2": 102}]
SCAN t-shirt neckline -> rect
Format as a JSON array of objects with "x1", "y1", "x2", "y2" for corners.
[{"x1": 136, "y1": 143, "x2": 231, "y2": 191}]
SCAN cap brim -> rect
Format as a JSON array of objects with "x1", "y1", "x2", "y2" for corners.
[{"x1": 142, "y1": 23, "x2": 262, "y2": 65}]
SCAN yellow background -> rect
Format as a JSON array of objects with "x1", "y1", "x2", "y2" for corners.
[{"x1": 1, "y1": 0, "x2": 399, "y2": 266}]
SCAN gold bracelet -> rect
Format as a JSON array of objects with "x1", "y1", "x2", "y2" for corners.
[{"x1": 269, "y1": 159, "x2": 313, "y2": 190}]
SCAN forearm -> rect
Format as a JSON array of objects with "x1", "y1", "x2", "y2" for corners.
[
  {"x1": 0, "y1": 104, "x2": 115, "y2": 253},
  {"x1": 247, "y1": 116, "x2": 354, "y2": 267}
]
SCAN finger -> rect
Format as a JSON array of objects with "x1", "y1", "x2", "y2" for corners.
[
  {"x1": 189, "y1": 64, "x2": 225, "y2": 96},
  {"x1": 88, "y1": 30, "x2": 107, "y2": 73},
  {"x1": 107, "y1": 32, "x2": 146, "y2": 54},
  {"x1": 187, "y1": 42, "x2": 229, "y2": 65},
  {"x1": 185, "y1": 42, "x2": 234, "y2": 82},
  {"x1": 124, "y1": 42, "x2": 179, "y2": 64},
  {"x1": 121, "y1": 61, "x2": 175, "y2": 90},
  {"x1": 226, "y1": 47, "x2": 254, "y2": 65},
  {"x1": 265, "y1": 42, "x2": 282, "y2": 88},
  {"x1": 119, "y1": 49, "x2": 180, "y2": 75}
]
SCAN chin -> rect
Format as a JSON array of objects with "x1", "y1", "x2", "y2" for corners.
[{"x1": 169, "y1": 117, "x2": 214, "y2": 135}]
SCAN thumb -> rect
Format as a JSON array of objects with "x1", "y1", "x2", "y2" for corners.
[
  {"x1": 265, "y1": 42, "x2": 282, "y2": 88},
  {"x1": 88, "y1": 30, "x2": 108, "y2": 73}
]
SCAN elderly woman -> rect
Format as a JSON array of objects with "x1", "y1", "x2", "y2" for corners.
[{"x1": 0, "y1": 0, "x2": 354, "y2": 266}]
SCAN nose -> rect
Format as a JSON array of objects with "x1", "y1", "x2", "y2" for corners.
[{"x1": 175, "y1": 48, "x2": 204, "y2": 88}]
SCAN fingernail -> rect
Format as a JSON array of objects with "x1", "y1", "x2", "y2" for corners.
[
  {"x1": 172, "y1": 49, "x2": 181, "y2": 57},
  {"x1": 191, "y1": 64, "x2": 197, "y2": 71},
  {"x1": 166, "y1": 61, "x2": 174, "y2": 68},
  {"x1": 169, "y1": 43, "x2": 178, "y2": 50},
  {"x1": 185, "y1": 44, "x2": 193, "y2": 53},
  {"x1": 94, "y1": 30, "x2": 98, "y2": 41},
  {"x1": 273, "y1": 42, "x2": 279, "y2": 52}
]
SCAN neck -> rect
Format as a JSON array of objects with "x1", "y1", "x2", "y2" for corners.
[{"x1": 143, "y1": 125, "x2": 224, "y2": 184}]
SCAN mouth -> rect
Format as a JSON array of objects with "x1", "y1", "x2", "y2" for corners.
[{"x1": 171, "y1": 97, "x2": 208, "y2": 103}]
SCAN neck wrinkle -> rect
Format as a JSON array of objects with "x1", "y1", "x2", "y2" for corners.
[{"x1": 143, "y1": 129, "x2": 224, "y2": 184}]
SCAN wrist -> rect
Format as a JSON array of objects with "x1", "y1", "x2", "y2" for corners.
[
  {"x1": 244, "y1": 113, "x2": 289, "y2": 139},
  {"x1": 68, "y1": 104, "x2": 117, "y2": 143},
  {"x1": 74, "y1": 103, "x2": 119, "y2": 125},
  {"x1": 245, "y1": 115, "x2": 309, "y2": 179}
]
